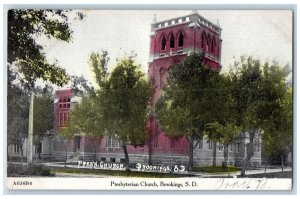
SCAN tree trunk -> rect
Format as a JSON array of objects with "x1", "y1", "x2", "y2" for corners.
[
  {"x1": 187, "y1": 136, "x2": 194, "y2": 171},
  {"x1": 213, "y1": 142, "x2": 217, "y2": 167},
  {"x1": 18, "y1": 145, "x2": 21, "y2": 162},
  {"x1": 20, "y1": 146, "x2": 24, "y2": 163},
  {"x1": 148, "y1": 142, "x2": 153, "y2": 165},
  {"x1": 264, "y1": 158, "x2": 267, "y2": 175},
  {"x1": 121, "y1": 141, "x2": 130, "y2": 171},
  {"x1": 223, "y1": 144, "x2": 229, "y2": 168},
  {"x1": 64, "y1": 141, "x2": 68, "y2": 168},
  {"x1": 281, "y1": 155, "x2": 284, "y2": 172},
  {"x1": 241, "y1": 130, "x2": 255, "y2": 177},
  {"x1": 148, "y1": 125, "x2": 153, "y2": 165}
]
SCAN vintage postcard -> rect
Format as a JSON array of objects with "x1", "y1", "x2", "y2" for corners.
[{"x1": 5, "y1": 8, "x2": 293, "y2": 191}]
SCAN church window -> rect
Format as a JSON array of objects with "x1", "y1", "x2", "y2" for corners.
[
  {"x1": 170, "y1": 33, "x2": 175, "y2": 49},
  {"x1": 58, "y1": 97, "x2": 71, "y2": 127},
  {"x1": 207, "y1": 140, "x2": 213, "y2": 150},
  {"x1": 63, "y1": 112, "x2": 68, "y2": 125},
  {"x1": 206, "y1": 35, "x2": 211, "y2": 52},
  {"x1": 255, "y1": 140, "x2": 261, "y2": 152},
  {"x1": 74, "y1": 136, "x2": 80, "y2": 149},
  {"x1": 161, "y1": 35, "x2": 166, "y2": 50},
  {"x1": 212, "y1": 37, "x2": 216, "y2": 53},
  {"x1": 14, "y1": 144, "x2": 19, "y2": 153},
  {"x1": 178, "y1": 32, "x2": 184, "y2": 47},
  {"x1": 201, "y1": 32, "x2": 206, "y2": 49},
  {"x1": 101, "y1": 157, "x2": 106, "y2": 162},
  {"x1": 218, "y1": 143, "x2": 223, "y2": 151},
  {"x1": 229, "y1": 143, "x2": 233, "y2": 152},
  {"x1": 59, "y1": 112, "x2": 63, "y2": 126},
  {"x1": 106, "y1": 135, "x2": 120, "y2": 148},
  {"x1": 236, "y1": 142, "x2": 241, "y2": 153}
]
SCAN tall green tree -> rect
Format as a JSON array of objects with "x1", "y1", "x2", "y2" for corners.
[
  {"x1": 101, "y1": 56, "x2": 152, "y2": 170},
  {"x1": 61, "y1": 51, "x2": 110, "y2": 137},
  {"x1": 205, "y1": 74, "x2": 241, "y2": 167},
  {"x1": 61, "y1": 96, "x2": 103, "y2": 139},
  {"x1": 8, "y1": 66, "x2": 56, "y2": 161},
  {"x1": 230, "y1": 56, "x2": 291, "y2": 176},
  {"x1": 155, "y1": 53, "x2": 220, "y2": 171},
  {"x1": 230, "y1": 56, "x2": 263, "y2": 176},
  {"x1": 260, "y1": 64, "x2": 292, "y2": 171},
  {"x1": 61, "y1": 51, "x2": 110, "y2": 158},
  {"x1": 33, "y1": 93, "x2": 54, "y2": 159},
  {"x1": 7, "y1": 9, "x2": 83, "y2": 162},
  {"x1": 89, "y1": 50, "x2": 110, "y2": 88},
  {"x1": 7, "y1": 67, "x2": 30, "y2": 162},
  {"x1": 63, "y1": 52, "x2": 151, "y2": 170},
  {"x1": 8, "y1": 9, "x2": 84, "y2": 87}
]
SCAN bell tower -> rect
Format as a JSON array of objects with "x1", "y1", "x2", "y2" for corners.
[
  {"x1": 147, "y1": 11, "x2": 222, "y2": 160},
  {"x1": 148, "y1": 11, "x2": 222, "y2": 103}
]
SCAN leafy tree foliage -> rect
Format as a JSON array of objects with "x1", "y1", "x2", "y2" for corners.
[
  {"x1": 63, "y1": 52, "x2": 151, "y2": 170},
  {"x1": 61, "y1": 96, "x2": 102, "y2": 139},
  {"x1": 205, "y1": 74, "x2": 241, "y2": 166},
  {"x1": 7, "y1": 67, "x2": 30, "y2": 161},
  {"x1": 7, "y1": 9, "x2": 82, "y2": 158},
  {"x1": 230, "y1": 56, "x2": 291, "y2": 176},
  {"x1": 230, "y1": 56, "x2": 264, "y2": 176},
  {"x1": 88, "y1": 51, "x2": 110, "y2": 88},
  {"x1": 102, "y1": 57, "x2": 152, "y2": 169},
  {"x1": 155, "y1": 53, "x2": 221, "y2": 171},
  {"x1": 260, "y1": 64, "x2": 292, "y2": 169},
  {"x1": 70, "y1": 75, "x2": 95, "y2": 96},
  {"x1": 33, "y1": 93, "x2": 54, "y2": 159},
  {"x1": 8, "y1": 65, "x2": 56, "y2": 161},
  {"x1": 8, "y1": 9, "x2": 83, "y2": 87}
]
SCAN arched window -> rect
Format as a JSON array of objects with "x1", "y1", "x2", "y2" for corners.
[
  {"x1": 178, "y1": 32, "x2": 184, "y2": 48},
  {"x1": 201, "y1": 32, "x2": 206, "y2": 49},
  {"x1": 170, "y1": 33, "x2": 175, "y2": 49},
  {"x1": 206, "y1": 35, "x2": 211, "y2": 52},
  {"x1": 212, "y1": 37, "x2": 216, "y2": 53},
  {"x1": 161, "y1": 35, "x2": 166, "y2": 50}
]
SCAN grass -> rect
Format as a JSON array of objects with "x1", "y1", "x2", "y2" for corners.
[
  {"x1": 238, "y1": 171, "x2": 292, "y2": 178},
  {"x1": 50, "y1": 167, "x2": 195, "y2": 178},
  {"x1": 193, "y1": 166, "x2": 241, "y2": 174}
]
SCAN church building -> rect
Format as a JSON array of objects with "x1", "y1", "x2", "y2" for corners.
[{"x1": 13, "y1": 11, "x2": 262, "y2": 168}]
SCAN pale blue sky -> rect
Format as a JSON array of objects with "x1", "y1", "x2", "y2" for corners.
[{"x1": 37, "y1": 10, "x2": 292, "y2": 87}]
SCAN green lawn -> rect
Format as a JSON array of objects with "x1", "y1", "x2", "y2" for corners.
[
  {"x1": 50, "y1": 167, "x2": 194, "y2": 178},
  {"x1": 193, "y1": 166, "x2": 241, "y2": 174}
]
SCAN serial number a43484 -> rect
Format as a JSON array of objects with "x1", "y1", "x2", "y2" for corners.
[{"x1": 13, "y1": 181, "x2": 32, "y2": 186}]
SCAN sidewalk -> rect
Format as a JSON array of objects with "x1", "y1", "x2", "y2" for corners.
[{"x1": 197, "y1": 167, "x2": 292, "y2": 178}]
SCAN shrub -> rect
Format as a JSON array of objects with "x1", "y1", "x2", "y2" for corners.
[{"x1": 7, "y1": 163, "x2": 52, "y2": 176}]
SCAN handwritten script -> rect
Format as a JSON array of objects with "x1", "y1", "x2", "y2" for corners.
[{"x1": 215, "y1": 178, "x2": 268, "y2": 190}]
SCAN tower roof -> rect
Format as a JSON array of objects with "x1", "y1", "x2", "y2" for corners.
[{"x1": 151, "y1": 11, "x2": 222, "y2": 33}]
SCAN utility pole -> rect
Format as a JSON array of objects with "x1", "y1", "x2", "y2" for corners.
[{"x1": 27, "y1": 93, "x2": 34, "y2": 164}]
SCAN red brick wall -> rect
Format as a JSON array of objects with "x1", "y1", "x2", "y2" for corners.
[{"x1": 147, "y1": 15, "x2": 222, "y2": 156}]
